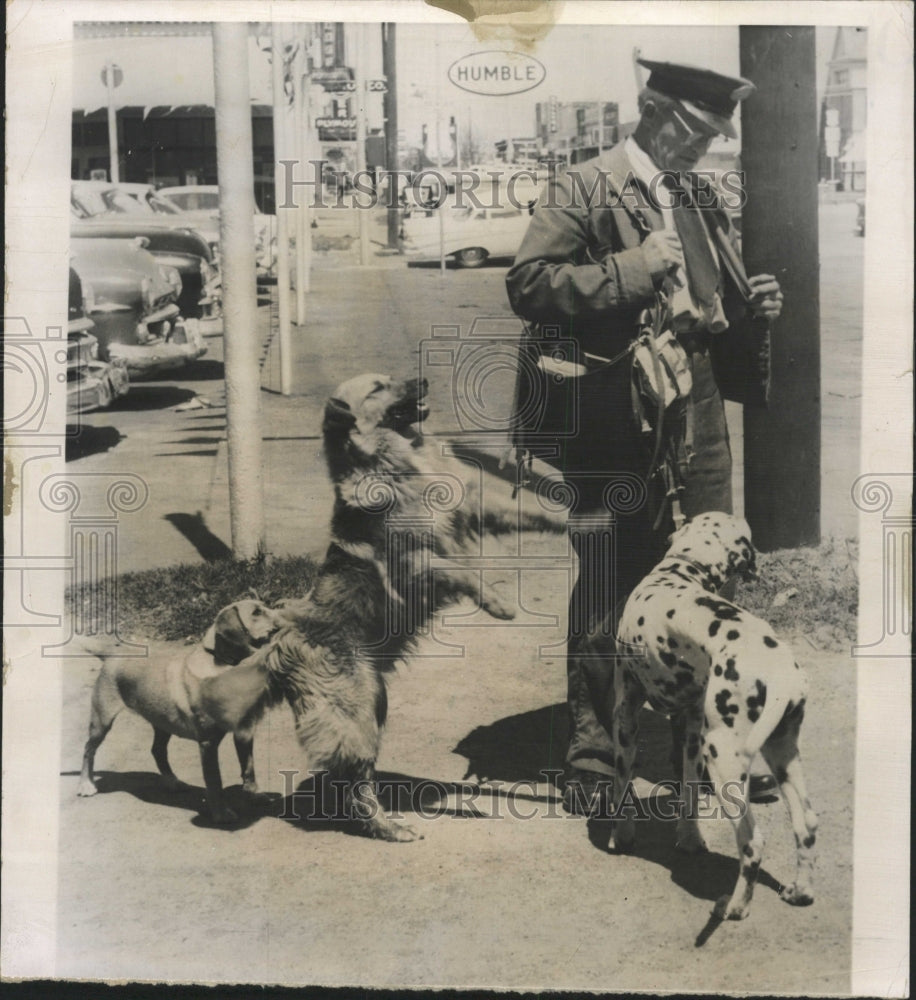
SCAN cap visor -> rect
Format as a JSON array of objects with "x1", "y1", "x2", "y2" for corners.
[{"x1": 679, "y1": 98, "x2": 738, "y2": 139}]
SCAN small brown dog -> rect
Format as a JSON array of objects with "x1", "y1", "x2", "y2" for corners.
[{"x1": 78, "y1": 599, "x2": 284, "y2": 823}]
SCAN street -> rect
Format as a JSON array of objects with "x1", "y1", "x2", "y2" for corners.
[{"x1": 55, "y1": 198, "x2": 862, "y2": 990}]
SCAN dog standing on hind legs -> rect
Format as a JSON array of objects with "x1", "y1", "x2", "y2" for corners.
[
  {"x1": 611, "y1": 512, "x2": 818, "y2": 920},
  {"x1": 258, "y1": 371, "x2": 565, "y2": 842}
]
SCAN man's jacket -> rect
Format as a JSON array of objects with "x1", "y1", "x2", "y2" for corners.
[{"x1": 505, "y1": 140, "x2": 770, "y2": 406}]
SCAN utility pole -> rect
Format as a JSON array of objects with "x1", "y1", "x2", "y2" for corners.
[
  {"x1": 739, "y1": 26, "x2": 820, "y2": 550},
  {"x1": 271, "y1": 21, "x2": 292, "y2": 395},
  {"x1": 353, "y1": 22, "x2": 371, "y2": 266},
  {"x1": 294, "y1": 28, "x2": 310, "y2": 320},
  {"x1": 436, "y1": 29, "x2": 445, "y2": 275},
  {"x1": 212, "y1": 22, "x2": 265, "y2": 559},
  {"x1": 104, "y1": 61, "x2": 121, "y2": 183},
  {"x1": 383, "y1": 23, "x2": 400, "y2": 248}
]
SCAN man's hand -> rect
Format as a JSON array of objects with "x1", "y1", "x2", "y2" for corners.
[
  {"x1": 642, "y1": 231, "x2": 684, "y2": 280},
  {"x1": 747, "y1": 274, "x2": 783, "y2": 320}
]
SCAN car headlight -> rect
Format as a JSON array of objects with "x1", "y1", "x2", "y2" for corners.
[{"x1": 140, "y1": 277, "x2": 152, "y2": 310}]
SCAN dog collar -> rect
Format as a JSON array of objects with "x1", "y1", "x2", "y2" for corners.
[{"x1": 663, "y1": 554, "x2": 724, "y2": 590}]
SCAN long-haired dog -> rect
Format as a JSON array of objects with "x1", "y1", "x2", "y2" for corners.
[
  {"x1": 613, "y1": 513, "x2": 817, "y2": 920},
  {"x1": 78, "y1": 598, "x2": 286, "y2": 823},
  {"x1": 250, "y1": 372, "x2": 564, "y2": 841}
]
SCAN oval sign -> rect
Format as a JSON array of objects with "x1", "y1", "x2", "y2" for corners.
[{"x1": 447, "y1": 51, "x2": 546, "y2": 96}]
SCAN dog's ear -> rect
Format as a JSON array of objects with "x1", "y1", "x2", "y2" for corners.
[
  {"x1": 323, "y1": 396, "x2": 357, "y2": 432},
  {"x1": 246, "y1": 587, "x2": 261, "y2": 601},
  {"x1": 202, "y1": 622, "x2": 218, "y2": 652}
]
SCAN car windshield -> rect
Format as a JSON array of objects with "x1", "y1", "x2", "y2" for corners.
[
  {"x1": 146, "y1": 194, "x2": 182, "y2": 215},
  {"x1": 104, "y1": 190, "x2": 152, "y2": 214},
  {"x1": 163, "y1": 191, "x2": 220, "y2": 212}
]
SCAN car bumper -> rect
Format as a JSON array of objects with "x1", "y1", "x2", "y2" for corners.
[
  {"x1": 67, "y1": 358, "x2": 130, "y2": 414},
  {"x1": 108, "y1": 317, "x2": 207, "y2": 378}
]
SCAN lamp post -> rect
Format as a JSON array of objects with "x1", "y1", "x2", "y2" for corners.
[{"x1": 102, "y1": 62, "x2": 122, "y2": 183}]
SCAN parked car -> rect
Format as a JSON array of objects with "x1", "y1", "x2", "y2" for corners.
[
  {"x1": 70, "y1": 237, "x2": 206, "y2": 379},
  {"x1": 72, "y1": 182, "x2": 220, "y2": 320},
  {"x1": 67, "y1": 265, "x2": 129, "y2": 413},
  {"x1": 157, "y1": 184, "x2": 277, "y2": 278},
  {"x1": 400, "y1": 205, "x2": 531, "y2": 267}
]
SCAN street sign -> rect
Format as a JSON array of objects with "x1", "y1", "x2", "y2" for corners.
[
  {"x1": 367, "y1": 79, "x2": 387, "y2": 93},
  {"x1": 316, "y1": 117, "x2": 357, "y2": 128},
  {"x1": 323, "y1": 80, "x2": 356, "y2": 93},
  {"x1": 101, "y1": 64, "x2": 122, "y2": 88}
]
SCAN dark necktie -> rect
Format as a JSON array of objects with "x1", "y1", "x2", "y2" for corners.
[{"x1": 663, "y1": 175, "x2": 720, "y2": 311}]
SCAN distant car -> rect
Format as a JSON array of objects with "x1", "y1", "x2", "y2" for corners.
[
  {"x1": 157, "y1": 184, "x2": 277, "y2": 278},
  {"x1": 855, "y1": 198, "x2": 865, "y2": 236},
  {"x1": 72, "y1": 182, "x2": 221, "y2": 319},
  {"x1": 67, "y1": 265, "x2": 129, "y2": 413},
  {"x1": 400, "y1": 205, "x2": 531, "y2": 268},
  {"x1": 70, "y1": 237, "x2": 206, "y2": 379}
]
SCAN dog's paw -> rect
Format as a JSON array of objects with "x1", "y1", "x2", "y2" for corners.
[
  {"x1": 780, "y1": 883, "x2": 814, "y2": 907},
  {"x1": 713, "y1": 894, "x2": 750, "y2": 921},
  {"x1": 390, "y1": 822, "x2": 423, "y2": 843},
  {"x1": 675, "y1": 825, "x2": 709, "y2": 854},
  {"x1": 373, "y1": 820, "x2": 423, "y2": 843},
  {"x1": 76, "y1": 780, "x2": 98, "y2": 797}
]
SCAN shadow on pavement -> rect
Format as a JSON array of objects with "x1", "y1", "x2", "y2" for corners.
[
  {"x1": 452, "y1": 702, "x2": 674, "y2": 786},
  {"x1": 66, "y1": 424, "x2": 124, "y2": 462},
  {"x1": 163, "y1": 359, "x2": 226, "y2": 381},
  {"x1": 164, "y1": 511, "x2": 233, "y2": 561},
  {"x1": 71, "y1": 769, "x2": 267, "y2": 831},
  {"x1": 109, "y1": 385, "x2": 198, "y2": 410}
]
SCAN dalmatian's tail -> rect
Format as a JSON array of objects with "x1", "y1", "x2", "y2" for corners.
[{"x1": 742, "y1": 666, "x2": 807, "y2": 761}]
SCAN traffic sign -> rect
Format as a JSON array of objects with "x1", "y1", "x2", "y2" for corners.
[{"x1": 101, "y1": 64, "x2": 123, "y2": 88}]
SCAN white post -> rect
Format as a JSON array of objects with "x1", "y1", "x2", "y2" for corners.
[
  {"x1": 213, "y1": 22, "x2": 265, "y2": 559},
  {"x1": 105, "y1": 62, "x2": 119, "y2": 183},
  {"x1": 272, "y1": 21, "x2": 293, "y2": 396},
  {"x1": 436, "y1": 30, "x2": 445, "y2": 275},
  {"x1": 299, "y1": 25, "x2": 312, "y2": 294},
  {"x1": 353, "y1": 22, "x2": 372, "y2": 266},
  {"x1": 295, "y1": 24, "x2": 312, "y2": 303}
]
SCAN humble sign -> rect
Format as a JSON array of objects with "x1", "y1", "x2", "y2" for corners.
[{"x1": 447, "y1": 51, "x2": 546, "y2": 96}]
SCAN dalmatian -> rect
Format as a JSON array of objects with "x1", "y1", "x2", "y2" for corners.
[{"x1": 612, "y1": 512, "x2": 817, "y2": 921}]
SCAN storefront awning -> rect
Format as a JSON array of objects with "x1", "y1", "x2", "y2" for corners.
[{"x1": 72, "y1": 33, "x2": 274, "y2": 115}]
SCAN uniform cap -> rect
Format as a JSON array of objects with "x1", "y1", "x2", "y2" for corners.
[{"x1": 637, "y1": 58, "x2": 756, "y2": 139}]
